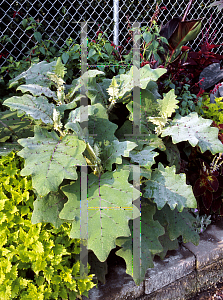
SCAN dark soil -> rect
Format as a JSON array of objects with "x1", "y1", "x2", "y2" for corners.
[{"x1": 188, "y1": 281, "x2": 223, "y2": 300}]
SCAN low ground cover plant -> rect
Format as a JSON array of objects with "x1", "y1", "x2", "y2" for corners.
[{"x1": 0, "y1": 151, "x2": 96, "y2": 299}]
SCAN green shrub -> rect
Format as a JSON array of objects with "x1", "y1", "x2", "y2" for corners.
[
  {"x1": 0, "y1": 151, "x2": 96, "y2": 299},
  {"x1": 200, "y1": 95, "x2": 223, "y2": 126}
]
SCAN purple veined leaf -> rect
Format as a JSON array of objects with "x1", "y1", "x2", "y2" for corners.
[
  {"x1": 160, "y1": 17, "x2": 182, "y2": 41},
  {"x1": 159, "y1": 17, "x2": 202, "y2": 64},
  {"x1": 168, "y1": 19, "x2": 202, "y2": 52}
]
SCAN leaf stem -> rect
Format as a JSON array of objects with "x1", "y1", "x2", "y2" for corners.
[
  {"x1": 85, "y1": 142, "x2": 103, "y2": 176},
  {"x1": 107, "y1": 100, "x2": 116, "y2": 114}
]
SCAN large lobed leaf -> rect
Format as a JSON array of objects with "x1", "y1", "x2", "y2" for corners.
[
  {"x1": 126, "y1": 88, "x2": 159, "y2": 126},
  {"x1": 31, "y1": 190, "x2": 68, "y2": 228},
  {"x1": 157, "y1": 89, "x2": 179, "y2": 119},
  {"x1": 148, "y1": 89, "x2": 179, "y2": 135},
  {"x1": 17, "y1": 126, "x2": 87, "y2": 196},
  {"x1": 115, "y1": 120, "x2": 166, "y2": 151},
  {"x1": 86, "y1": 77, "x2": 111, "y2": 107},
  {"x1": 66, "y1": 103, "x2": 119, "y2": 149},
  {"x1": 17, "y1": 84, "x2": 57, "y2": 100},
  {"x1": 3, "y1": 94, "x2": 55, "y2": 124},
  {"x1": 129, "y1": 145, "x2": 159, "y2": 168},
  {"x1": 118, "y1": 65, "x2": 167, "y2": 98},
  {"x1": 100, "y1": 140, "x2": 138, "y2": 171},
  {"x1": 59, "y1": 168, "x2": 140, "y2": 262},
  {"x1": 66, "y1": 70, "x2": 105, "y2": 100},
  {"x1": 161, "y1": 112, "x2": 223, "y2": 154},
  {"x1": 9, "y1": 60, "x2": 57, "y2": 88},
  {"x1": 143, "y1": 162, "x2": 197, "y2": 212},
  {"x1": 115, "y1": 202, "x2": 164, "y2": 286},
  {"x1": 0, "y1": 111, "x2": 34, "y2": 142},
  {"x1": 154, "y1": 204, "x2": 200, "y2": 246}
]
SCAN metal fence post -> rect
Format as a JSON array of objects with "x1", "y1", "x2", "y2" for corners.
[{"x1": 113, "y1": 0, "x2": 119, "y2": 46}]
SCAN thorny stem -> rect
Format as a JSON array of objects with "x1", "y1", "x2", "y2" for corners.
[
  {"x1": 107, "y1": 100, "x2": 116, "y2": 114},
  {"x1": 57, "y1": 128, "x2": 66, "y2": 137},
  {"x1": 85, "y1": 142, "x2": 103, "y2": 176}
]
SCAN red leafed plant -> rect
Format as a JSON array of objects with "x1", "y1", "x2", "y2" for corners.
[
  {"x1": 158, "y1": 15, "x2": 223, "y2": 96},
  {"x1": 212, "y1": 121, "x2": 223, "y2": 144},
  {"x1": 191, "y1": 155, "x2": 223, "y2": 215}
]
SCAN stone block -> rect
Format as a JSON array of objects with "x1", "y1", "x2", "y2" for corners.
[
  {"x1": 138, "y1": 272, "x2": 197, "y2": 300},
  {"x1": 144, "y1": 246, "x2": 195, "y2": 295},
  {"x1": 183, "y1": 221, "x2": 223, "y2": 270}
]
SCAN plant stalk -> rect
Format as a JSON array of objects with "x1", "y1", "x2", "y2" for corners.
[{"x1": 182, "y1": 0, "x2": 193, "y2": 22}]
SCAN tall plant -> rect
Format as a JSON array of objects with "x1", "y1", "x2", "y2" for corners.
[{"x1": 1, "y1": 58, "x2": 223, "y2": 286}]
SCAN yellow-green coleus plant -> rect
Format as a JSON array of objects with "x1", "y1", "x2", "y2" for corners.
[{"x1": 0, "y1": 152, "x2": 96, "y2": 300}]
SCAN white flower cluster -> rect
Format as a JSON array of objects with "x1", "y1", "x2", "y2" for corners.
[{"x1": 210, "y1": 153, "x2": 223, "y2": 173}]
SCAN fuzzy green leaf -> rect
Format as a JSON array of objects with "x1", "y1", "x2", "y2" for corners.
[
  {"x1": 3, "y1": 95, "x2": 55, "y2": 124},
  {"x1": 100, "y1": 140, "x2": 138, "y2": 171},
  {"x1": 148, "y1": 89, "x2": 179, "y2": 135},
  {"x1": 87, "y1": 78, "x2": 111, "y2": 106},
  {"x1": 129, "y1": 145, "x2": 159, "y2": 167},
  {"x1": 157, "y1": 89, "x2": 179, "y2": 118},
  {"x1": 67, "y1": 70, "x2": 105, "y2": 100},
  {"x1": 115, "y1": 202, "x2": 164, "y2": 285},
  {"x1": 59, "y1": 168, "x2": 140, "y2": 262},
  {"x1": 53, "y1": 57, "x2": 66, "y2": 79},
  {"x1": 0, "y1": 111, "x2": 34, "y2": 142},
  {"x1": 157, "y1": 228, "x2": 179, "y2": 260},
  {"x1": 143, "y1": 162, "x2": 197, "y2": 212},
  {"x1": 161, "y1": 112, "x2": 223, "y2": 154},
  {"x1": 66, "y1": 103, "x2": 118, "y2": 149},
  {"x1": 154, "y1": 204, "x2": 200, "y2": 245},
  {"x1": 126, "y1": 88, "x2": 159, "y2": 125},
  {"x1": 115, "y1": 120, "x2": 166, "y2": 151},
  {"x1": 9, "y1": 61, "x2": 57, "y2": 88},
  {"x1": 17, "y1": 126, "x2": 86, "y2": 196},
  {"x1": 31, "y1": 191, "x2": 68, "y2": 228},
  {"x1": 118, "y1": 65, "x2": 167, "y2": 98},
  {"x1": 17, "y1": 84, "x2": 57, "y2": 100}
]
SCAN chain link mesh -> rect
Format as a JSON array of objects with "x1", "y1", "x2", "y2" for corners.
[{"x1": 0, "y1": 0, "x2": 222, "y2": 70}]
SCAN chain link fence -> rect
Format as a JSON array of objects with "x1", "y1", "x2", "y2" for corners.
[{"x1": 0, "y1": 0, "x2": 222, "y2": 70}]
